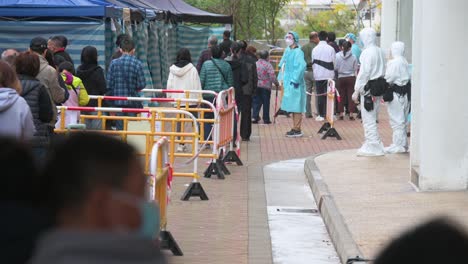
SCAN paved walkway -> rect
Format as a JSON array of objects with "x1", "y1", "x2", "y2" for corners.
[
  {"x1": 165, "y1": 104, "x2": 394, "y2": 263},
  {"x1": 309, "y1": 150, "x2": 468, "y2": 261}
]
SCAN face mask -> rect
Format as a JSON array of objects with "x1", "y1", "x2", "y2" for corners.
[
  {"x1": 113, "y1": 191, "x2": 160, "y2": 239},
  {"x1": 285, "y1": 38, "x2": 294, "y2": 47}
]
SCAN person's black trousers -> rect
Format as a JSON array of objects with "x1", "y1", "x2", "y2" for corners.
[
  {"x1": 238, "y1": 94, "x2": 252, "y2": 140},
  {"x1": 315, "y1": 80, "x2": 328, "y2": 117}
]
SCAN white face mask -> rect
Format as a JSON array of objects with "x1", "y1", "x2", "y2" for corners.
[{"x1": 285, "y1": 38, "x2": 294, "y2": 47}]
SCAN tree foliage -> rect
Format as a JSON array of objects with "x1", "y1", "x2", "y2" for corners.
[
  {"x1": 185, "y1": 0, "x2": 290, "y2": 43},
  {"x1": 294, "y1": 4, "x2": 358, "y2": 38}
]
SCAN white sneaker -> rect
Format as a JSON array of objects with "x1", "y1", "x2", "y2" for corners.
[
  {"x1": 199, "y1": 144, "x2": 211, "y2": 150},
  {"x1": 176, "y1": 144, "x2": 187, "y2": 152},
  {"x1": 315, "y1": 116, "x2": 324, "y2": 121}
]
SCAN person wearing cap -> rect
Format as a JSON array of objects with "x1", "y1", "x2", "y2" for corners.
[
  {"x1": 278, "y1": 31, "x2": 306, "y2": 137},
  {"x1": 345, "y1": 33, "x2": 362, "y2": 64},
  {"x1": 311, "y1": 31, "x2": 336, "y2": 122},
  {"x1": 29, "y1": 37, "x2": 66, "y2": 128}
]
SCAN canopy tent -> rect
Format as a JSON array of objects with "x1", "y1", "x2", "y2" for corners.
[
  {"x1": 0, "y1": 0, "x2": 230, "y2": 89},
  {"x1": 0, "y1": 0, "x2": 122, "y2": 18},
  {"x1": 120, "y1": 0, "x2": 233, "y2": 24}
]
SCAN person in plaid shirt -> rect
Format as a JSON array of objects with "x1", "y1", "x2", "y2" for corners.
[{"x1": 107, "y1": 38, "x2": 146, "y2": 130}]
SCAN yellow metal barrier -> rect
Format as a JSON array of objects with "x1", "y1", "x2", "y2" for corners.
[
  {"x1": 149, "y1": 137, "x2": 183, "y2": 256},
  {"x1": 55, "y1": 106, "x2": 208, "y2": 201}
]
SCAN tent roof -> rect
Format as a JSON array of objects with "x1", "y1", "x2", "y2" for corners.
[
  {"x1": 0, "y1": 0, "x2": 121, "y2": 18},
  {"x1": 127, "y1": 0, "x2": 233, "y2": 24}
]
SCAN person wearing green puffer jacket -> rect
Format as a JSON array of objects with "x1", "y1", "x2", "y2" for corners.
[{"x1": 199, "y1": 45, "x2": 233, "y2": 144}]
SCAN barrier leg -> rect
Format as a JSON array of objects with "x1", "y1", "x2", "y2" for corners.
[
  {"x1": 223, "y1": 145, "x2": 243, "y2": 166},
  {"x1": 216, "y1": 148, "x2": 230, "y2": 175},
  {"x1": 318, "y1": 122, "x2": 331, "y2": 134},
  {"x1": 321, "y1": 127, "x2": 342, "y2": 140},
  {"x1": 204, "y1": 160, "x2": 226, "y2": 179},
  {"x1": 181, "y1": 181, "x2": 209, "y2": 200},
  {"x1": 160, "y1": 230, "x2": 183, "y2": 256}
]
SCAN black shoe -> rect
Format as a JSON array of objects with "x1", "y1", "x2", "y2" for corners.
[
  {"x1": 306, "y1": 114, "x2": 313, "y2": 118},
  {"x1": 285, "y1": 129, "x2": 303, "y2": 138},
  {"x1": 242, "y1": 138, "x2": 250, "y2": 141},
  {"x1": 275, "y1": 109, "x2": 289, "y2": 117},
  {"x1": 252, "y1": 119, "x2": 259, "y2": 124},
  {"x1": 264, "y1": 120, "x2": 272, "y2": 124}
]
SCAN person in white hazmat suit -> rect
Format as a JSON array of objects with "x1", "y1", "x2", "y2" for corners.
[
  {"x1": 383, "y1": 41, "x2": 411, "y2": 153},
  {"x1": 352, "y1": 28, "x2": 386, "y2": 156}
]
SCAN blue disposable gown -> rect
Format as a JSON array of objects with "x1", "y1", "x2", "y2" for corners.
[{"x1": 278, "y1": 47, "x2": 306, "y2": 113}]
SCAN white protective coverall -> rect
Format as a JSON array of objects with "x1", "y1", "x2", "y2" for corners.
[
  {"x1": 384, "y1": 41, "x2": 411, "y2": 153},
  {"x1": 352, "y1": 28, "x2": 386, "y2": 156}
]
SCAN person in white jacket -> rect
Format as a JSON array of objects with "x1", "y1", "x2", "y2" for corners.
[
  {"x1": 167, "y1": 48, "x2": 201, "y2": 152},
  {"x1": 352, "y1": 27, "x2": 386, "y2": 156},
  {"x1": 383, "y1": 41, "x2": 411, "y2": 154}
]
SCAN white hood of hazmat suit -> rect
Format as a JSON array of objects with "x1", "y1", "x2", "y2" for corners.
[
  {"x1": 354, "y1": 27, "x2": 386, "y2": 95},
  {"x1": 384, "y1": 42, "x2": 411, "y2": 87}
]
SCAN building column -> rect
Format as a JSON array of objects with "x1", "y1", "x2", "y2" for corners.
[
  {"x1": 380, "y1": 0, "x2": 398, "y2": 57},
  {"x1": 411, "y1": 0, "x2": 468, "y2": 191}
]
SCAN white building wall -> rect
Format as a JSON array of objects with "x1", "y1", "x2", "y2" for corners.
[
  {"x1": 380, "y1": 0, "x2": 398, "y2": 58},
  {"x1": 412, "y1": 0, "x2": 468, "y2": 191}
]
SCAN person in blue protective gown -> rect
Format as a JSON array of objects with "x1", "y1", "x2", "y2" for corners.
[{"x1": 278, "y1": 31, "x2": 307, "y2": 137}]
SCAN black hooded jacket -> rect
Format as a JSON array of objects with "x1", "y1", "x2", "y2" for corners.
[
  {"x1": 19, "y1": 74, "x2": 54, "y2": 148},
  {"x1": 76, "y1": 64, "x2": 107, "y2": 107}
]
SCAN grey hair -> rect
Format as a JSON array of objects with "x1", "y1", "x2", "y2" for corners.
[
  {"x1": 259, "y1": 50, "x2": 269, "y2": 60},
  {"x1": 208, "y1": 35, "x2": 218, "y2": 47}
]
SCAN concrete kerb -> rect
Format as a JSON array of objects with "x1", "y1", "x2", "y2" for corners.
[{"x1": 304, "y1": 154, "x2": 367, "y2": 264}]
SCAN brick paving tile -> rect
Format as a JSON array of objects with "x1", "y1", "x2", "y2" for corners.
[{"x1": 166, "y1": 100, "x2": 396, "y2": 264}]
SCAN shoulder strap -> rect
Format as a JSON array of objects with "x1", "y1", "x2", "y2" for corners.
[
  {"x1": 211, "y1": 59, "x2": 228, "y2": 86},
  {"x1": 312, "y1": 59, "x2": 334, "y2": 71}
]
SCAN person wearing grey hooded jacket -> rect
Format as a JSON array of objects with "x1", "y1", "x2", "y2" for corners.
[
  {"x1": 335, "y1": 41, "x2": 358, "y2": 120},
  {"x1": 0, "y1": 88, "x2": 35, "y2": 140},
  {"x1": 0, "y1": 61, "x2": 35, "y2": 140}
]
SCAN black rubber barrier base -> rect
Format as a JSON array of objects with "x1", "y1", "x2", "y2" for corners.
[
  {"x1": 160, "y1": 230, "x2": 183, "y2": 256},
  {"x1": 204, "y1": 161, "x2": 225, "y2": 179},
  {"x1": 318, "y1": 122, "x2": 331, "y2": 134},
  {"x1": 322, "y1": 127, "x2": 342, "y2": 140},
  {"x1": 223, "y1": 150, "x2": 243, "y2": 166},
  {"x1": 181, "y1": 182, "x2": 209, "y2": 201}
]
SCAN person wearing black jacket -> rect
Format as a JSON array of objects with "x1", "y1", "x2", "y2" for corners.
[
  {"x1": 226, "y1": 41, "x2": 257, "y2": 141},
  {"x1": 16, "y1": 51, "x2": 54, "y2": 162},
  {"x1": 76, "y1": 46, "x2": 107, "y2": 130},
  {"x1": 218, "y1": 30, "x2": 233, "y2": 58},
  {"x1": 48, "y1": 35, "x2": 74, "y2": 67}
]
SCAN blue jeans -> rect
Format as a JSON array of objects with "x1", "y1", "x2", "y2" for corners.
[
  {"x1": 115, "y1": 112, "x2": 137, "y2": 130},
  {"x1": 84, "y1": 111, "x2": 103, "y2": 130},
  {"x1": 252, "y1": 88, "x2": 272, "y2": 122}
]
